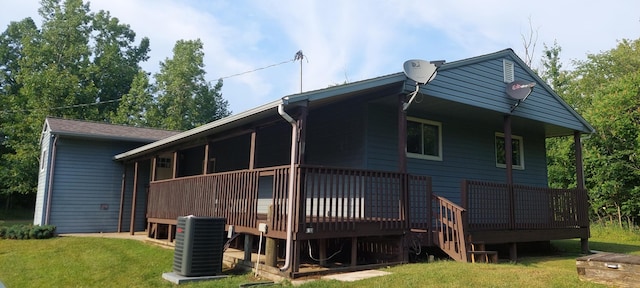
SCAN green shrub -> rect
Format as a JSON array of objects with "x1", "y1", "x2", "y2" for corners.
[{"x1": 0, "y1": 224, "x2": 56, "y2": 240}]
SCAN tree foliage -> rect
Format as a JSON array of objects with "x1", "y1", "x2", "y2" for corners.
[
  {"x1": 149, "y1": 39, "x2": 229, "y2": 130},
  {"x1": 0, "y1": 0, "x2": 230, "y2": 206},
  {"x1": 542, "y1": 38, "x2": 640, "y2": 226},
  {"x1": 572, "y1": 39, "x2": 640, "y2": 226}
]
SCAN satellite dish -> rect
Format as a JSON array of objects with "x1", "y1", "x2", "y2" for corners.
[
  {"x1": 402, "y1": 59, "x2": 441, "y2": 111},
  {"x1": 403, "y1": 59, "x2": 438, "y2": 84},
  {"x1": 506, "y1": 80, "x2": 536, "y2": 100}
]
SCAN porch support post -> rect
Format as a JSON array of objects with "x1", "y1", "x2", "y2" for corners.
[
  {"x1": 398, "y1": 94, "x2": 407, "y2": 173},
  {"x1": 203, "y1": 143, "x2": 209, "y2": 174},
  {"x1": 129, "y1": 161, "x2": 139, "y2": 235},
  {"x1": 297, "y1": 106, "x2": 308, "y2": 165},
  {"x1": 151, "y1": 156, "x2": 157, "y2": 181},
  {"x1": 117, "y1": 164, "x2": 127, "y2": 233},
  {"x1": 505, "y1": 115, "x2": 518, "y2": 261},
  {"x1": 574, "y1": 131, "x2": 590, "y2": 254},
  {"x1": 504, "y1": 115, "x2": 513, "y2": 185},
  {"x1": 249, "y1": 130, "x2": 257, "y2": 170},
  {"x1": 172, "y1": 151, "x2": 178, "y2": 179},
  {"x1": 574, "y1": 131, "x2": 585, "y2": 190},
  {"x1": 504, "y1": 115, "x2": 515, "y2": 231}
]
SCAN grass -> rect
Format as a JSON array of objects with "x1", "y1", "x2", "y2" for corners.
[{"x1": 0, "y1": 224, "x2": 638, "y2": 287}]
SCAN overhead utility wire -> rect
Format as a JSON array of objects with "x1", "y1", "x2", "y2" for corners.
[{"x1": 1, "y1": 52, "x2": 303, "y2": 115}]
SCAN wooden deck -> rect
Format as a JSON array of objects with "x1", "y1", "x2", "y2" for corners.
[
  {"x1": 143, "y1": 165, "x2": 590, "y2": 270},
  {"x1": 146, "y1": 165, "x2": 431, "y2": 240}
]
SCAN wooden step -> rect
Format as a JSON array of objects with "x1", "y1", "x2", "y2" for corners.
[{"x1": 468, "y1": 250, "x2": 498, "y2": 263}]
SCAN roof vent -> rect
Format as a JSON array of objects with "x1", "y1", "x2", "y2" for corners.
[{"x1": 503, "y1": 59, "x2": 514, "y2": 83}]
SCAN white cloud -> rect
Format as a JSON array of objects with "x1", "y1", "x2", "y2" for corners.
[{"x1": 2, "y1": 0, "x2": 639, "y2": 113}]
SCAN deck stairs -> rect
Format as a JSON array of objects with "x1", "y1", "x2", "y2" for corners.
[{"x1": 431, "y1": 194, "x2": 499, "y2": 263}]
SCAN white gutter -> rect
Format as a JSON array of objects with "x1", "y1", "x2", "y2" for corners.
[
  {"x1": 44, "y1": 135, "x2": 58, "y2": 225},
  {"x1": 277, "y1": 102, "x2": 298, "y2": 272}
]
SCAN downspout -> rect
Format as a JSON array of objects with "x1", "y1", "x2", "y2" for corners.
[
  {"x1": 44, "y1": 135, "x2": 59, "y2": 225},
  {"x1": 277, "y1": 102, "x2": 299, "y2": 272}
]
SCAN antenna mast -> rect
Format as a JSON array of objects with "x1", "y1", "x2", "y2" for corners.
[{"x1": 294, "y1": 50, "x2": 305, "y2": 93}]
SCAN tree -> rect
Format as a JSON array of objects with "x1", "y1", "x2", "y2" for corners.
[
  {"x1": 0, "y1": 0, "x2": 149, "y2": 205},
  {"x1": 90, "y1": 10, "x2": 150, "y2": 119},
  {"x1": 149, "y1": 39, "x2": 230, "y2": 130},
  {"x1": 110, "y1": 70, "x2": 154, "y2": 127},
  {"x1": 584, "y1": 70, "x2": 640, "y2": 227},
  {"x1": 539, "y1": 41, "x2": 578, "y2": 189},
  {"x1": 570, "y1": 38, "x2": 640, "y2": 227}
]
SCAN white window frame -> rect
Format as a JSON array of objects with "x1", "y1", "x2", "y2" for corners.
[
  {"x1": 495, "y1": 132, "x2": 525, "y2": 170},
  {"x1": 406, "y1": 117, "x2": 443, "y2": 161}
]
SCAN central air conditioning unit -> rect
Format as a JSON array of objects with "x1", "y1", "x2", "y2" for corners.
[{"x1": 173, "y1": 216, "x2": 226, "y2": 277}]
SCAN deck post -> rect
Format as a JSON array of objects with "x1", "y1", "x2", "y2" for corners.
[
  {"x1": 509, "y1": 242, "x2": 517, "y2": 262},
  {"x1": 244, "y1": 234, "x2": 253, "y2": 264},
  {"x1": 318, "y1": 239, "x2": 327, "y2": 266},
  {"x1": 129, "y1": 161, "x2": 139, "y2": 235},
  {"x1": 575, "y1": 131, "x2": 590, "y2": 254},
  {"x1": 351, "y1": 237, "x2": 358, "y2": 267},
  {"x1": 265, "y1": 205, "x2": 277, "y2": 267}
]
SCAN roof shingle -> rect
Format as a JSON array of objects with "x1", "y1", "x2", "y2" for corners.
[{"x1": 45, "y1": 117, "x2": 180, "y2": 142}]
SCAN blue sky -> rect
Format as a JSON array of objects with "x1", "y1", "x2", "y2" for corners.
[{"x1": 2, "y1": 0, "x2": 639, "y2": 113}]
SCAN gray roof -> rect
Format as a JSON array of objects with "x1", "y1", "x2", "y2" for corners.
[
  {"x1": 45, "y1": 117, "x2": 181, "y2": 142},
  {"x1": 114, "y1": 73, "x2": 407, "y2": 161}
]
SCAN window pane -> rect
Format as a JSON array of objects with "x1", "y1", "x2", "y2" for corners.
[
  {"x1": 407, "y1": 121, "x2": 422, "y2": 154},
  {"x1": 423, "y1": 124, "x2": 439, "y2": 156},
  {"x1": 511, "y1": 138, "x2": 521, "y2": 166},
  {"x1": 496, "y1": 135, "x2": 522, "y2": 167},
  {"x1": 496, "y1": 137, "x2": 506, "y2": 164}
]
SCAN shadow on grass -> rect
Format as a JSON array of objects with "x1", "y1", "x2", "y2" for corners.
[{"x1": 514, "y1": 239, "x2": 640, "y2": 266}]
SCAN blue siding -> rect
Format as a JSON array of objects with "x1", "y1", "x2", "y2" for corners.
[
  {"x1": 421, "y1": 54, "x2": 590, "y2": 133},
  {"x1": 365, "y1": 102, "x2": 548, "y2": 206},
  {"x1": 47, "y1": 138, "x2": 145, "y2": 233}
]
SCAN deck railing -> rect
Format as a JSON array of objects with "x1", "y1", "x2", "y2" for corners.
[
  {"x1": 298, "y1": 166, "x2": 431, "y2": 236},
  {"x1": 433, "y1": 194, "x2": 467, "y2": 262},
  {"x1": 147, "y1": 165, "x2": 432, "y2": 238},
  {"x1": 462, "y1": 180, "x2": 589, "y2": 231}
]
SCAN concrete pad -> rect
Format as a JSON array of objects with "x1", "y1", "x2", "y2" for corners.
[
  {"x1": 321, "y1": 270, "x2": 391, "y2": 282},
  {"x1": 162, "y1": 272, "x2": 229, "y2": 284}
]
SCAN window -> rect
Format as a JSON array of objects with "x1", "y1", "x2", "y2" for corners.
[
  {"x1": 407, "y1": 117, "x2": 442, "y2": 161},
  {"x1": 495, "y1": 133, "x2": 524, "y2": 169},
  {"x1": 157, "y1": 157, "x2": 172, "y2": 168}
]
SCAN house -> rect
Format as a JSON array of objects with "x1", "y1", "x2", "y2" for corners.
[
  {"x1": 109, "y1": 48, "x2": 592, "y2": 278},
  {"x1": 34, "y1": 118, "x2": 180, "y2": 233}
]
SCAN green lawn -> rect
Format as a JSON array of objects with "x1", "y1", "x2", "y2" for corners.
[{"x1": 0, "y1": 224, "x2": 638, "y2": 287}]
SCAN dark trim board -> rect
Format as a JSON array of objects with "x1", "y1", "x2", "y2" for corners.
[{"x1": 470, "y1": 227, "x2": 589, "y2": 244}]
